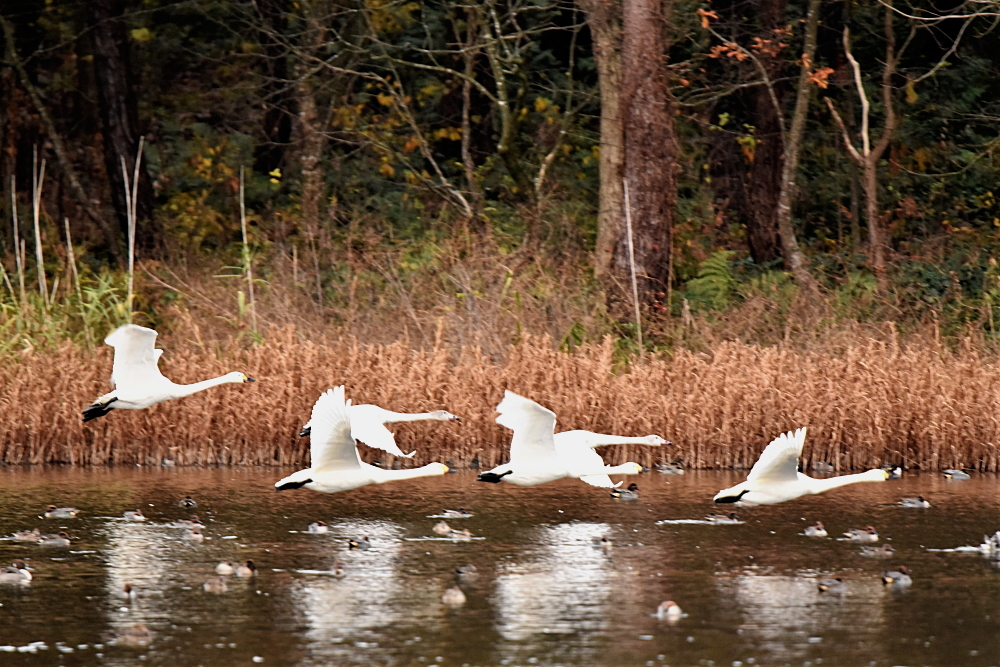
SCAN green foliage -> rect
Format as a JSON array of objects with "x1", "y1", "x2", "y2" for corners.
[{"x1": 685, "y1": 250, "x2": 737, "y2": 311}]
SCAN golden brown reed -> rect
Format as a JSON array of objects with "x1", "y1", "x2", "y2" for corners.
[{"x1": 1, "y1": 329, "x2": 999, "y2": 471}]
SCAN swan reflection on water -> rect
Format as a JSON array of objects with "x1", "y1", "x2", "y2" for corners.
[
  {"x1": 492, "y1": 521, "x2": 630, "y2": 664},
  {"x1": 718, "y1": 573, "x2": 888, "y2": 662}
]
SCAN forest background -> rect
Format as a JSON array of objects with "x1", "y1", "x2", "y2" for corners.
[{"x1": 2, "y1": 0, "x2": 1000, "y2": 471}]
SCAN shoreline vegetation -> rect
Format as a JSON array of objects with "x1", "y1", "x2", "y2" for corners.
[{"x1": 3, "y1": 304, "x2": 999, "y2": 471}]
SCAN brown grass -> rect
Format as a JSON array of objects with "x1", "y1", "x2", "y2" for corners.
[{"x1": 2, "y1": 327, "x2": 999, "y2": 471}]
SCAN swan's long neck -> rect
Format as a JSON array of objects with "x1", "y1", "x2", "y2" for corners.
[
  {"x1": 170, "y1": 375, "x2": 239, "y2": 399},
  {"x1": 381, "y1": 411, "x2": 441, "y2": 424},
  {"x1": 588, "y1": 434, "x2": 654, "y2": 447},
  {"x1": 807, "y1": 469, "x2": 887, "y2": 494}
]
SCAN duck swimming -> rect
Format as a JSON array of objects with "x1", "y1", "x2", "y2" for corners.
[
  {"x1": 117, "y1": 583, "x2": 138, "y2": 600},
  {"x1": 655, "y1": 461, "x2": 685, "y2": 475},
  {"x1": 843, "y1": 526, "x2": 879, "y2": 543},
  {"x1": 0, "y1": 560, "x2": 33, "y2": 584},
  {"x1": 591, "y1": 535, "x2": 613, "y2": 549},
  {"x1": 43, "y1": 506, "x2": 80, "y2": 519},
  {"x1": 330, "y1": 560, "x2": 346, "y2": 578},
  {"x1": 655, "y1": 601, "x2": 682, "y2": 621},
  {"x1": 433, "y1": 521, "x2": 453, "y2": 536},
  {"x1": 184, "y1": 526, "x2": 205, "y2": 542},
  {"x1": 178, "y1": 496, "x2": 198, "y2": 509},
  {"x1": 175, "y1": 515, "x2": 202, "y2": 528},
  {"x1": 442, "y1": 508, "x2": 473, "y2": 518},
  {"x1": 349, "y1": 536, "x2": 371, "y2": 550},
  {"x1": 706, "y1": 512, "x2": 741, "y2": 524},
  {"x1": 610, "y1": 483, "x2": 640, "y2": 500},
  {"x1": 235, "y1": 560, "x2": 257, "y2": 577},
  {"x1": 12, "y1": 528, "x2": 41, "y2": 542},
  {"x1": 455, "y1": 565, "x2": 478, "y2": 580},
  {"x1": 38, "y1": 531, "x2": 71, "y2": 547},
  {"x1": 123, "y1": 509, "x2": 146, "y2": 522},
  {"x1": 307, "y1": 521, "x2": 329, "y2": 534},
  {"x1": 216, "y1": 561, "x2": 235, "y2": 576},
  {"x1": 442, "y1": 587, "x2": 467, "y2": 606},
  {"x1": 882, "y1": 566, "x2": 912, "y2": 587},
  {"x1": 899, "y1": 496, "x2": 931, "y2": 508},
  {"x1": 804, "y1": 521, "x2": 827, "y2": 537},
  {"x1": 817, "y1": 577, "x2": 844, "y2": 593},
  {"x1": 943, "y1": 469, "x2": 970, "y2": 480},
  {"x1": 860, "y1": 544, "x2": 896, "y2": 558}
]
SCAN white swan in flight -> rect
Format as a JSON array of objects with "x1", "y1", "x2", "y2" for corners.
[
  {"x1": 82, "y1": 324, "x2": 254, "y2": 422},
  {"x1": 298, "y1": 405, "x2": 460, "y2": 458},
  {"x1": 275, "y1": 386, "x2": 449, "y2": 493},
  {"x1": 713, "y1": 427, "x2": 889, "y2": 505},
  {"x1": 476, "y1": 391, "x2": 645, "y2": 487}
]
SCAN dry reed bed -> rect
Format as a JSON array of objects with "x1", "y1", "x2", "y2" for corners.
[{"x1": 1, "y1": 329, "x2": 999, "y2": 471}]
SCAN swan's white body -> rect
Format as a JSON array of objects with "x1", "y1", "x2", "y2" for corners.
[
  {"x1": 554, "y1": 430, "x2": 666, "y2": 488},
  {"x1": 477, "y1": 391, "x2": 645, "y2": 487},
  {"x1": 299, "y1": 405, "x2": 460, "y2": 458},
  {"x1": 83, "y1": 325, "x2": 253, "y2": 421},
  {"x1": 275, "y1": 387, "x2": 449, "y2": 494},
  {"x1": 713, "y1": 428, "x2": 889, "y2": 505}
]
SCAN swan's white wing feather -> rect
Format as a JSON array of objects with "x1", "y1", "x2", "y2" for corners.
[
  {"x1": 309, "y1": 387, "x2": 362, "y2": 472},
  {"x1": 578, "y1": 474, "x2": 619, "y2": 488},
  {"x1": 746, "y1": 427, "x2": 807, "y2": 483},
  {"x1": 348, "y1": 404, "x2": 416, "y2": 458},
  {"x1": 104, "y1": 325, "x2": 166, "y2": 389},
  {"x1": 496, "y1": 391, "x2": 557, "y2": 463},
  {"x1": 554, "y1": 434, "x2": 620, "y2": 487}
]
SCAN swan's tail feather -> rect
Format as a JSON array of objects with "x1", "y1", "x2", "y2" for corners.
[{"x1": 82, "y1": 397, "x2": 118, "y2": 423}]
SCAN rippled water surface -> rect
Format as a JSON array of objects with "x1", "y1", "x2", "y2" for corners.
[{"x1": 1, "y1": 467, "x2": 999, "y2": 667}]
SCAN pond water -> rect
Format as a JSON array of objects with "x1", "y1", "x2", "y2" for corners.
[{"x1": 0, "y1": 467, "x2": 998, "y2": 667}]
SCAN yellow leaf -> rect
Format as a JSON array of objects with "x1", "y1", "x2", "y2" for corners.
[
  {"x1": 130, "y1": 27, "x2": 152, "y2": 42},
  {"x1": 905, "y1": 79, "x2": 919, "y2": 104},
  {"x1": 534, "y1": 97, "x2": 550, "y2": 112},
  {"x1": 377, "y1": 93, "x2": 394, "y2": 107},
  {"x1": 379, "y1": 163, "x2": 396, "y2": 177},
  {"x1": 269, "y1": 168, "x2": 282, "y2": 179}
]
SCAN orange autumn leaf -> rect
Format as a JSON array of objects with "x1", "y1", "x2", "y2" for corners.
[
  {"x1": 696, "y1": 8, "x2": 719, "y2": 28},
  {"x1": 807, "y1": 67, "x2": 835, "y2": 89}
]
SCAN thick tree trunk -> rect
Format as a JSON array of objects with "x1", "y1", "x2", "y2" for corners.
[
  {"x1": 89, "y1": 0, "x2": 158, "y2": 254},
  {"x1": 774, "y1": 0, "x2": 821, "y2": 289},
  {"x1": 743, "y1": 0, "x2": 787, "y2": 265},
  {"x1": 745, "y1": 83, "x2": 783, "y2": 264},
  {"x1": 579, "y1": 0, "x2": 624, "y2": 281},
  {"x1": 616, "y1": 0, "x2": 677, "y2": 303},
  {"x1": 863, "y1": 160, "x2": 884, "y2": 278}
]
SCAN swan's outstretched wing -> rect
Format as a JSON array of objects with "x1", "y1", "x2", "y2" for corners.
[
  {"x1": 746, "y1": 427, "x2": 807, "y2": 483},
  {"x1": 104, "y1": 325, "x2": 166, "y2": 390},
  {"x1": 348, "y1": 404, "x2": 416, "y2": 458},
  {"x1": 553, "y1": 433, "x2": 622, "y2": 488},
  {"x1": 309, "y1": 387, "x2": 363, "y2": 471},
  {"x1": 496, "y1": 391, "x2": 558, "y2": 463}
]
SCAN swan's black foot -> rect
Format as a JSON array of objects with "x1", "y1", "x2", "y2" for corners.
[
  {"x1": 275, "y1": 478, "x2": 312, "y2": 491},
  {"x1": 82, "y1": 398, "x2": 118, "y2": 423},
  {"x1": 298, "y1": 426, "x2": 311, "y2": 438},
  {"x1": 477, "y1": 470, "x2": 513, "y2": 483}
]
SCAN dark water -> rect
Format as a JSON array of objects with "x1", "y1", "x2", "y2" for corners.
[{"x1": 1, "y1": 467, "x2": 998, "y2": 667}]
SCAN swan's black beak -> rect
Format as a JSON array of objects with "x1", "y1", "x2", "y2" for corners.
[
  {"x1": 299, "y1": 426, "x2": 312, "y2": 438},
  {"x1": 247, "y1": 377, "x2": 256, "y2": 382},
  {"x1": 451, "y1": 416, "x2": 462, "y2": 422}
]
